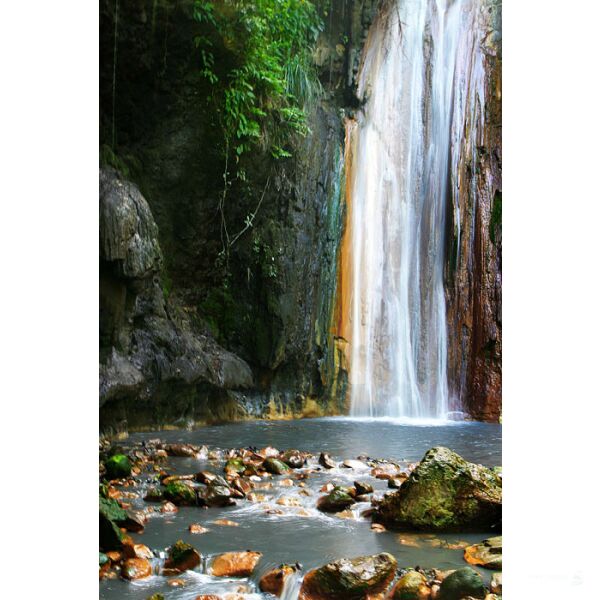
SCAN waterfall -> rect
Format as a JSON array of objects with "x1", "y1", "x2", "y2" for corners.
[{"x1": 347, "y1": 0, "x2": 485, "y2": 418}]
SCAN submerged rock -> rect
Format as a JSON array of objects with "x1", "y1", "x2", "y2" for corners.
[
  {"x1": 317, "y1": 488, "x2": 356, "y2": 513},
  {"x1": 299, "y1": 552, "x2": 397, "y2": 599},
  {"x1": 438, "y1": 567, "x2": 486, "y2": 600},
  {"x1": 210, "y1": 551, "x2": 262, "y2": 577},
  {"x1": 164, "y1": 540, "x2": 201, "y2": 573},
  {"x1": 104, "y1": 454, "x2": 132, "y2": 480},
  {"x1": 259, "y1": 564, "x2": 299, "y2": 596},
  {"x1": 376, "y1": 447, "x2": 501, "y2": 531},
  {"x1": 263, "y1": 457, "x2": 292, "y2": 475},
  {"x1": 464, "y1": 536, "x2": 502, "y2": 570}
]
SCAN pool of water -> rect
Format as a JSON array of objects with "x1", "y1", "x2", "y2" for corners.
[{"x1": 100, "y1": 417, "x2": 501, "y2": 599}]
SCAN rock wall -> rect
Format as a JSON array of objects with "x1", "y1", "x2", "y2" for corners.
[
  {"x1": 99, "y1": 0, "x2": 379, "y2": 432},
  {"x1": 444, "y1": 0, "x2": 502, "y2": 421}
]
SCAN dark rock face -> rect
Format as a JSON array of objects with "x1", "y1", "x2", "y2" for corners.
[
  {"x1": 375, "y1": 447, "x2": 502, "y2": 531},
  {"x1": 98, "y1": 1, "x2": 382, "y2": 432},
  {"x1": 100, "y1": 168, "x2": 253, "y2": 434},
  {"x1": 299, "y1": 552, "x2": 397, "y2": 599},
  {"x1": 445, "y1": 0, "x2": 502, "y2": 422},
  {"x1": 438, "y1": 567, "x2": 487, "y2": 600}
]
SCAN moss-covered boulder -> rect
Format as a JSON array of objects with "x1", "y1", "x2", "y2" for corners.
[
  {"x1": 163, "y1": 540, "x2": 201, "y2": 573},
  {"x1": 104, "y1": 454, "x2": 132, "y2": 479},
  {"x1": 317, "y1": 488, "x2": 356, "y2": 513},
  {"x1": 375, "y1": 447, "x2": 501, "y2": 531},
  {"x1": 163, "y1": 481, "x2": 197, "y2": 506},
  {"x1": 299, "y1": 552, "x2": 397, "y2": 599},
  {"x1": 464, "y1": 536, "x2": 502, "y2": 569},
  {"x1": 438, "y1": 567, "x2": 486, "y2": 599},
  {"x1": 263, "y1": 457, "x2": 291, "y2": 475},
  {"x1": 390, "y1": 570, "x2": 430, "y2": 599},
  {"x1": 99, "y1": 496, "x2": 127, "y2": 550}
]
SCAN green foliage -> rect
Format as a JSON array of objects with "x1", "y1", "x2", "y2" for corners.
[{"x1": 193, "y1": 0, "x2": 323, "y2": 160}]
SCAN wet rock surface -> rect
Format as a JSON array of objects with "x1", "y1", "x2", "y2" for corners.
[
  {"x1": 376, "y1": 447, "x2": 502, "y2": 531},
  {"x1": 299, "y1": 552, "x2": 397, "y2": 599},
  {"x1": 463, "y1": 536, "x2": 502, "y2": 570}
]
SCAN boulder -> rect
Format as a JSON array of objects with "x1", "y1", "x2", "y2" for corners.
[
  {"x1": 317, "y1": 489, "x2": 356, "y2": 513},
  {"x1": 299, "y1": 553, "x2": 397, "y2": 599},
  {"x1": 490, "y1": 572, "x2": 502, "y2": 594},
  {"x1": 438, "y1": 567, "x2": 486, "y2": 600},
  {"x1": 375, "y1": 447, "x2": 501, "y2": 531},
  {"x1": 121, "y1": 558, "x2": 153, "y2": 580},
  {"x1": 104, "y1": 454, "x2": 132, "y2": 480},
  {"x1": 263, "y1": 457, "x2": 291, "y2": 475},
  {"x1": 144, "y1": 487, "x2": 164, "y2": 502},
  {"x1": 259, "y1": 564, "x2": 299, "y2": 596},
  {"x1": 224, "y1": 457, "x2": 246, "y2": 474},
  {"x1": 210, "y1": 551, "x2": 262, "y2": 577},
  {"x1": 164, "y1": 540, "x2": 201, "y2": 573},
  {"x1": 390, "y1": 570, "x2": 430, "y2": 599},
  {"x1": 463, "y1": 536, "x2": 502, "y2": 570},
  {"x1": 163, "y1": 481, "x2": 197, "y2": 506}
]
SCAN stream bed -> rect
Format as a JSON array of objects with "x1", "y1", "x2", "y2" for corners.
[{"x1": 100, "y1": 417, "x2": 501, "y2": 599}]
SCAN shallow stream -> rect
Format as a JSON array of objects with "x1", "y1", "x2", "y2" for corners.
[{"x1": 100, "y1": 417, "x2": 501, "y2": 599}]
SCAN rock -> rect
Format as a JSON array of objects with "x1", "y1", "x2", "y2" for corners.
[
  {"x1": 354, "y1": 481, "x2": 373, "y2": 495},
  {"x1": 232, "y1": 477, "x2": 252, "y2": 496},
  {"x1": 189, "y1": 523, "x2": 210, "y2": 534},
  {"x1": 371, "y1": 523, "x2": 386, "y2": 533},
  {"x1": 299, "y1": 552, "x2": 397, "y2": 599},
  {"x1": 104, "y1": 454, "x2": 132, "y2": 480},
  {"x1": 282, "y1": 450, "x2": 306, "y2": 469},
  {"x1": 123, "y1": 542, "x2": 154, "y2": 560},
  {"x1": 121, "y1": 558, "x2": 153, "y2": 580},
  {"x1": 199, "y1": 483, "x2": 236, "y2": 507},
  {"x1": 375, "y1": 447, "x2": 502, "y2": 531},
  {"x1": 164, "y1": 481, "x2": 197, "y2": 506},
  {"x1": 263, "y1": 457, "x2": 291, "y2": 475},
  {"x1": 213, "y1": 519, "x2": 239, "y2": 527},
  {"x1": 164, "y1": 540, "x2": 201, "y2": 573},
  {"x1": 195, "y1": 470, "x2": 218, "y2": 484},
  {"x1": 99, "y1": 497, "x2": 127, "y2": 550},
  {"x1": 438, "y1": 567, "x2": 486, "y2": 600},
  {"x1": 390, "y1": 570, "x2": 430, "y2": 599},
  {"x1": 99, "y1": 552, "x2": 111, "y2": 579},
  {"x1": 164, "y1": 443, "x2": 197, "y2": 457},
  {"x1": 210, "y1": 551, "x2": 262, "y2": 577},
  {"x1": 259, "y1": 446, "x2": 280, "y2": 458},
  {"x1": 388, "y1": 477, "x2": 405, "y2": 489},
  {"x1": 319, "y1": 453, "x2": 336, "y2": 469},
  {"x1": 160, "y1": 501, "x2": 178, "y2": 513},
  {"x1": 259, "y1": 564, "x2": 298, "y2": 596},
  {"x1": 146, "y1": 595, "x2": 165, "y2": 600},
  {"x1": 463, "y1": 536, "x2": 502, "y2": 570},
  {"x1": 490, "y1": 572, "x2": 502, "y2": 594},
  {"x1": 122, "y1": 510, "x2": 146, "y2": 533},
  {"x1": 144, "y1": 487, "x2": 164, "y2": 502},
  {"x1": 277, "y1": 496, "x2": 302, "y2": 507},
  {"x1": 317, "y1": 489, "x2": 356, "y2": 513},
  {"x1": 225, "y1": 457, "x2": 246, "y2": 474},
  {"x1": 342, "y1": 459, "x2": 366, "y2": 469}
]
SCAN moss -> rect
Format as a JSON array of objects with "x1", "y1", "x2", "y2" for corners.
[
  {"x1": 100, "y1": 496, "x2": 128, "y2": 523},
  {"x1": 224, "y1": 457, "x2": 246, "y2": 474},
  {"x1": 198, "y1": 285, "x2": 237, "y2": 344},
  {"x1": 163, "y1": 481, "x2": 197, "y2": 506},
  {"x1": 489, "y1": 190, "x2": 502, "y2": 244},
  {"x1": 169, "y1": 540, "x2": 197, "y2": 565},
  {"x1": 104, "y1": 454, "x2": 132, "y2": 480}
]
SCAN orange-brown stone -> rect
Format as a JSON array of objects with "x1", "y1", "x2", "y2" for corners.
[{"x1": 210, "y1": 551, "x2": 262, "y2": 577}]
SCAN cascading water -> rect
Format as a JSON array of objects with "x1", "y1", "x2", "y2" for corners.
[{"x1": 348, "y1": 0, "x2": 486, "y2": 418}]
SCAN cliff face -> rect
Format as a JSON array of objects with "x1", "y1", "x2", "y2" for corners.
[
  {"x1": 99, "y1": 0, "x2": 379, "y2": 432},
  {"x1": 444, "y1": 0, "x2": 502, "y2": 421}
]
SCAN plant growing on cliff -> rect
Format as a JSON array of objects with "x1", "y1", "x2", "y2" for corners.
[{"x1": 192, "y1": 0, "x2": 323, "y2": 263}]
